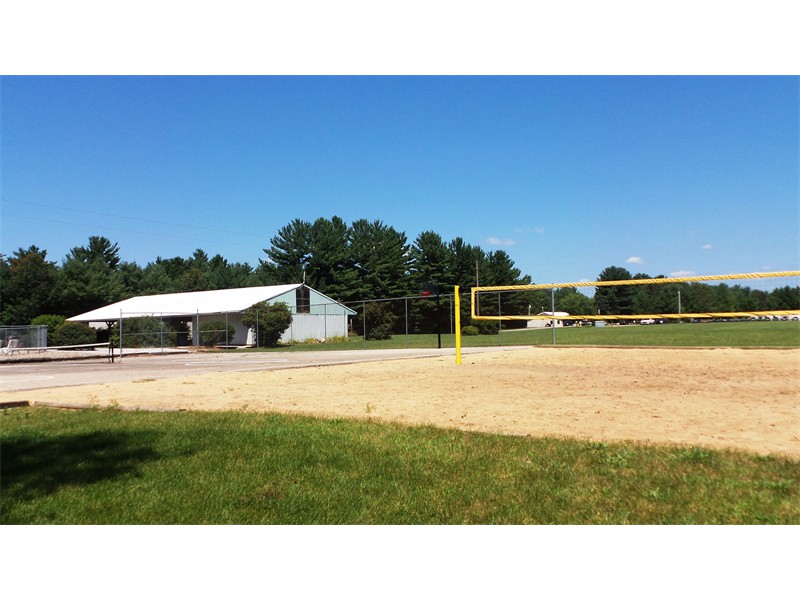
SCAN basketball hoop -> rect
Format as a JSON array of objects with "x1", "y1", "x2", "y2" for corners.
[{"x1": 421, "y1": 282, "x2": 439, "y2": 297}]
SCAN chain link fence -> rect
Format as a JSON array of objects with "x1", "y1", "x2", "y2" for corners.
[
  {"x1": 1, "y1": 324, "x2": 47, "y2": 353},
  {"x1": 109, "y1": 290, "x2": 526, "y2": 353},
  {"x1": 345, "y1": 290, "x2": 531, "y2": 347},
  {"x1": 115, "y1": 312, "x2": 191, "y2": 352},
  {"x1": 115, "y1": 303, "x2": 355, "y2": 352}
]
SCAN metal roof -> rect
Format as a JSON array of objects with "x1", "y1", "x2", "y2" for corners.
[{"x1": 68, "y1": 284, "x2": 304, "y2": 322}]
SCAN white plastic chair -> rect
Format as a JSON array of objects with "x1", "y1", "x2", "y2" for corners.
[{"x1": 2, "y1": 338, "x2": 20, "y2": 355}]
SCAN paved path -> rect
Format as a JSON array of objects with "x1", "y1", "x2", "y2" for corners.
[{"x1": 0, "y1": 347, "x2": 529, "y2": 393}]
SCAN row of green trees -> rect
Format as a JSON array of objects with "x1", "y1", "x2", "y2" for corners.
[
  {"x1": 0, "y1": 217, "x2": 531, "y2": 325},
  {"x1": 2, "y1": 220, "x2": 797, "y2": 329},
  {"x1": 260, "y1": 217, "x2": 532, "y2": 302},
  {"x1": 0, "y1": 237, "x2": 259, "y2": 325},
  {"x1": 592, "y1": 266, "x2": 799, "y2": 316}
]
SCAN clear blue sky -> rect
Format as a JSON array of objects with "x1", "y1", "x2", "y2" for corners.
[{"x1": 2, "y1": 76, "x2": 798, "y2": 285}]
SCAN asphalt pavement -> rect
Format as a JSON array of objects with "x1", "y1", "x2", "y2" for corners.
[{"x1": 0, "y1": 346, "x2": 529, "y2": 393}]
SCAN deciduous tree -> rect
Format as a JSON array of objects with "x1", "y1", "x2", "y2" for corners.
[
  {"x1": 241, "y1": 301, "x2": 292, "y2": 347},
  {"x1": 1, "y1": 246, "x2": 59, "y2": 324}
]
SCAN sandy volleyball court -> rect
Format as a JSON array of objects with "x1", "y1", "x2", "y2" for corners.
[{"x1": 7, "y1": 347, "x2": 800, "y2": 458}]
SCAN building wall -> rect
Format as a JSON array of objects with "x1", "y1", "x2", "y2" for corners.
[
  {"x1": 270, "y1": 287, "x2": 355, "y2": 316},
  {"x1": 526, "y1": 313, "x2": 569, "y2": 329},
  {"x1": 280, "y1": 313, "x2": 349, "y2": 343},
  {"x1": 307, "y1": 288, "x2": 354, "y2": 315},
  {"x1": 526, "y1": 319, "x2": 565, "y2": 328},
  {"x1": 270, "y1": 289, "x2": 299, "y2": 311}
]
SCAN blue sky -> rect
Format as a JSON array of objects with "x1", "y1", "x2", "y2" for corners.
[{"x1": 2, "y1": 76, "x2": 798, "y2": 286}]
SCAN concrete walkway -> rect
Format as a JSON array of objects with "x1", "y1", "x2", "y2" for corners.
[{"x1": 0, "y1": 347, "x2": 190, "y2": 363}]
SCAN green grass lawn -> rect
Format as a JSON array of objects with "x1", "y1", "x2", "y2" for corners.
[
  {"x1": 3, "y1": 407, "x2": 798, "y2": 525},
  {"x1": 499, "y1": 319, "x2": 800, "y2": 347},
  {"x1": 247, "y1": 320, "x2": 800, "y2": 352}
]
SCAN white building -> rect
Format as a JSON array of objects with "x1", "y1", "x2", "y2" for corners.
[
  {"x1": 526, "y1": 311, "x2": 570, "y2": 328},
  {"x1": 67, "y1": 284, "x2": 356, "y2": 346}
]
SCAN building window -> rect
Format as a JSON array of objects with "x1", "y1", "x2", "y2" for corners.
[{"x1": 296, "y1": 285, "x2": 310, "y2": 314}]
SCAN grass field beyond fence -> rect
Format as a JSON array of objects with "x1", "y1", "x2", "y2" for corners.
[
  {"x1": 2, "y1": 408, "x2": 798, "y2": 525},
  {"x1": 258, "y1": 320, "x2": 800, "y2": 352}
]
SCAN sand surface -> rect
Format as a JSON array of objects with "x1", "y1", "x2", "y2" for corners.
[{"x1": 8, "y1": 347, "x2": 800, "y2": 457}]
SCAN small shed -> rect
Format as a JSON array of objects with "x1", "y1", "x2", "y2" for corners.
[{"x1": 68, "y1": 284, "x2": 356, "y2": 346}]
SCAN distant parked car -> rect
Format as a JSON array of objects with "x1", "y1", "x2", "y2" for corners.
[{"x1": 641, "y1": 319, "x2": 656, "y2": 325}]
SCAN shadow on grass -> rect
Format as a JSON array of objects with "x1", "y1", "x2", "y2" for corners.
[{"x1": 1, "y1": 430, "x2": 163, "y2": 502}]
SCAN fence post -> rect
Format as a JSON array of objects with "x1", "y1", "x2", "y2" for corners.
[
  {"x1": 405, "y1": 297, "x2": 409, "y2": 349},
  {"x1": 436, "y1": 292, "x2": 442, "y2": 349},
  {"x1": 449, "y1": 294, "x2": 453, "y2": 335},
  {"x1": 498, "y1": 292, "x2": 502, "y2": 345},
  {"x1": 455, "y1": 286, "x2": 462, "y2": 365},
  {"x1": 119, "y1": 310, "x2": 123, "y2": 361}
]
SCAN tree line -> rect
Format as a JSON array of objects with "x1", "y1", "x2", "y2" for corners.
[
  {"x1": 0, "y1": 217, "x2": 530, "y2": 325},
  {"x1": 1, "y1": 218, "x2": 796, "y2": 328},
  {"x1": 592, "y1": 265, "x2": 798, "y2": 317}
]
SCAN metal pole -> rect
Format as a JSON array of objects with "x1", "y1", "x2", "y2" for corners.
[
  {"x1": 363, "y1": 301, "x2": 367, "y2": 345},
  {"x1": 119, "y1": 310, "x2": 123, "y2": 362},
  {"x1": 551, "y1": 288, "x2": 556, "y2": 345},
  {"x1": 498, "y1": 292, "x2": 502, "y2": 344},
  {"x1": 475, "y1": 259, "x2": 480, "y2": 314},
  {"x1": 435, "y1": 292, "x2": 442, "y2": 349},
  {"x1": 455, "y1": 286, "x2": 462, "y2": 365},
  {"x1": 405, "y1": 297, "x2": 409, "y2": 349},
  {"x1": 449, "y1": 294, "x2": 453, "y2": 336}
]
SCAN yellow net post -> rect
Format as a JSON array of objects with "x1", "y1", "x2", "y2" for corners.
[{"x1": 454, "y1": 285, "x2": 462, "y2": 365}]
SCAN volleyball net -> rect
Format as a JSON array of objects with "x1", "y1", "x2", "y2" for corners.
[{"x1": 470, "y1": 271, "x2": 800, "y2": 322}]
